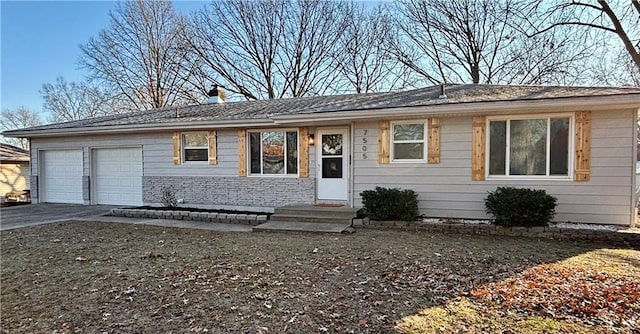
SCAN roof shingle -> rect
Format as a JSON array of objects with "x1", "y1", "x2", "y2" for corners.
[{"x1": 7, "y1": 84, "x2": 640, "y2": 133}]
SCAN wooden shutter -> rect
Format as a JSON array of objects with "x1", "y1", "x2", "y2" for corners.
[
  {"x1": 237, "y1": 129, "x2": 247, "y2": 177},
  {"x1": 208, "y1": 130, "x2": 217, "y2": 165},
  {"x1": 378, "y1": 120, "x2": 390, "y2": 164},
  {"x1": 172, "y1": 131, "x2": 181, "y2": 165},
  {"x1": 574, "y1": 111, "x2": 591, "y2": 181},
  {"x1": 299, "y1": 127, "x2": 309, "y2": 178},
  {"x1": 471, "y1": 116, "x2": 486, "y2": 181},
  {"x1": 427, "y1": 118, "x2": 441, "y2": 163}
]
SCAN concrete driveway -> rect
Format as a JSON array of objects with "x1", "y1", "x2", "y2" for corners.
[{"x1": 0, "y1": 204, "x2": 117, "y2": 231}]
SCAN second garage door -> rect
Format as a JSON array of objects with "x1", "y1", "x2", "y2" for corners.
[{"x1": 93, "y1": 148, "x2": 142, "y2": 205}]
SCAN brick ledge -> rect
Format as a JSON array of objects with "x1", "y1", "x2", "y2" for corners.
[{"x1": 109, "y1": 208, "x2": 268, "y2": 226}]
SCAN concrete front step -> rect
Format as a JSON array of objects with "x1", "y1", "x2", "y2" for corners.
[
  {"x1": 253, "y1": 221, "x2": 351, "y2": 233},
  {"x1": 269, "y1": 214, "x2": 353, "y2": 224}
]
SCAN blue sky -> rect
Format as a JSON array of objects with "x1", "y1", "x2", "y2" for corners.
[{"x1": 1, "y1": 1, "x2": 206, "y2": 115}]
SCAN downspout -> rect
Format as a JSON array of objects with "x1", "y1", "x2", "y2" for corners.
[
  {"x1": 632, "y1": 109, "x2": 639, "y2": 228},
  {"x1": 350, "y1": 122, "x2": 356, "y2": 208}
]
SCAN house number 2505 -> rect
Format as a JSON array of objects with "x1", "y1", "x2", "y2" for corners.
[{"x1": 362, "y1": 130, "x2": 368, "y2": 159}]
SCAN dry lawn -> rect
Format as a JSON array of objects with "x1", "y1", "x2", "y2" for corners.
[{"x1": 1, "y1": 221, "x2": 638, "y2": 333}]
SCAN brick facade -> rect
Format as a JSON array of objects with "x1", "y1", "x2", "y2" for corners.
[{"x1": 143, "y1": 176, "x2": 315, "y2": 208}]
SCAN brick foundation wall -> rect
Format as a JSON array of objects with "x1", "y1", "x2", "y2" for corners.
[{"x1": 143, "y1": 176, "x2": 315, "y2": 208}]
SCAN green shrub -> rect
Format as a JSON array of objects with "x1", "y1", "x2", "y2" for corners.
[
  {"x1": 360, "y1": 186, "x2": 419, "y2": 221},
  {"x1": 484, "y1": 186, "x2": 557, "y2": 227}
]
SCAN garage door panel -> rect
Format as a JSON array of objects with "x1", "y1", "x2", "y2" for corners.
[
  {"x1": 94, "y1": 148, "x2": 142, "y2": 205},
  {"x1": 42, "y1": 150, "x2": 83, "y2": 204}
]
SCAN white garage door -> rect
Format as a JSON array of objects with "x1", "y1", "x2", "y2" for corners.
[
  {"x1": 93, "y1": 148, "x2": 142, "y2": 205},
  {"x1": 42, "y1": 150, "x2": 83, "y2": 204}
]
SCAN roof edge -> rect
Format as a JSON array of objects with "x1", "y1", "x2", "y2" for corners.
[
  {"x1": 272, "y1": 94, "x2": 640, "y2": 123},
  {"x1": 3, "y1": 118, "x2": 273, "y2": 138}
]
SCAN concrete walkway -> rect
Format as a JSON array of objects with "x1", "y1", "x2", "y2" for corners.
[
  {"x1": 0, "y1": 204, "x2": 252, "y2": 232},
  {"x1": 1, "y1": 204, "x2": 349, "y2": 233},
  {"x1": 254, "y1": 221, "x2": 351, "y2": 233}
]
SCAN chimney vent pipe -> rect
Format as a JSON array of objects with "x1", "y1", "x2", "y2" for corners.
[
  {"x1": 207, "y1": 84, "x2": 226, "y2": 104},
  {"x1": 438, "y1": 84, "x2": 447, "y2": 99}
]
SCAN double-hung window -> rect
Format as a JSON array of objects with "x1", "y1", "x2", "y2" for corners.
[
  {"x1": 249, "y1": 130, "x2": 298, "y2": 175},
  {"x1": 391, "y1": 121, "x2": 427, "y2": 161},
  {"x1": 488, "y1": 115, "x2": 572, "y2": 177},
  {"x1": 182, "y1": 132, "x2": 208, "y2": 162}
]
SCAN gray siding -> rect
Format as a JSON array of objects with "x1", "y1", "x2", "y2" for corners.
[
  {"x1": 29, "y1": 109, "x2": 635, "y2": 224},
  {"x1": 145, "y1": 130, "x2": 237, "y2": 176},
  {"x1": 353, "y1": 109, "x2": 635, "y2": 225},
  {"x1": 31, "y1": 130, "x2": 317, "y2": 208}
]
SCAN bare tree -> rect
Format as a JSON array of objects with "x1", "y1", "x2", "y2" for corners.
[
  {"x1": 391, "y1": 0, "x2": 588, "y2": 85},
  {"x1": 590, "y1": 46, "x2": 640, "y2": 86},
  {"x1": 278, "y1": 1, "x2": 349, "y2": 97},
  {"x1": 0, "y1": 107, "x2": 42, "y2": 149},
  {"x1": 188, "y1": 0, "x2": 349, "y2": 100},
  {"x1": 526, "y1": 0, "x2": 640, "y2": 73},
  {"x1": 496, "y1": 21, "x2": 593, "y2": 85},
  {"x1": 80, "y1": 0, "x2": 200, "y2": 110},
  {"x1": 334, "y1": 3, "x2": 411, "y2": 93},
  {"x1": 41, "y1": 77, "x2": 129, "y2": 123}
]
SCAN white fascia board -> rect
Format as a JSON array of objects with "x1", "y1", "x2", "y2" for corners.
[
  {"x1": 3, "y1": 119, "x2": 273, "y2": 138},
  {"x1": 271, "y1": 95, "x2": 640, "y2": 124}
]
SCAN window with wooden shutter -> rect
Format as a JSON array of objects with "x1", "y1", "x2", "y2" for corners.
[
  {"x1": 172, "y1": 131, "x2": 181, "y2": 165},
  {"x1": 181, "y1": 132, "x2": 209, "y2": 162},
  {"x1": 378, "y1": 120, "x2": 390, "y2": 164},
  {"x1": 299, "y1": 127, "x2": 309, "y2": 178},
  {"x1": 238, "y1": 129, "x2": 247, "y2": 177},
  {"x1": 208, "y1": 130, "x2": 217, "y2": 165},
  {"x1": 574, "y1": 111, "x2": 591, "y2": 181},
  {"x1": 428, "y1": 118, "x2": 441, "y2": 163},
  {"x1": 471, "y1": 116, "x2": 486, "y2": 181},
  {"x1": 485, "y1": 114, "x2": 573, "y2": 179},
  {"x1": 247, "y1": 129, "x2": 299, "y2": 175}
]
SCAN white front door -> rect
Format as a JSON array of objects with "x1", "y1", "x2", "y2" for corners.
[{"x1": 316, "y1": 128, "x2": 349, "y2": 201}]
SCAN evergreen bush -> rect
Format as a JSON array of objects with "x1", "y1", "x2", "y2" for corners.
[
  {"x1": 360, "y1": 186, "x2": 419, "y2": 221},
  {"x1": 485, "y1": 186, "x2": 557, "y2": 227}
]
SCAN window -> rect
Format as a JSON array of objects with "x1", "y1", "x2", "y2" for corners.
[
  {"x1": 391, "y1": 121, "x2": 426, "y2": 161},
  {"x1": 488, "y1": 115, "x2": 571, "y2": 177},
  {"x1": 249, "y1": 130, "x2": 298, "y2": 175},
  {"x1": 182, "y1": 132, "x2": 208, "y2": 162}
]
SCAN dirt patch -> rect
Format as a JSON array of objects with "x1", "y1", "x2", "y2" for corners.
[{"x1": 1, "y1": 222, "x2": 637, "y2": 333}]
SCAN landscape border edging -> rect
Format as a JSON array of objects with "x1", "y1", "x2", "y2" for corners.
[
  {"x1": 110, "y1": 208, "x2": 267, "y2": 226},
  {"x1": 353, "y1": 219, "x2": 640, "y2": 246}
]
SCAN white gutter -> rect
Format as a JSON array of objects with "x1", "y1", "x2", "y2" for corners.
[
  {"x1": 271, "y1": 94, "x2": 640, "y2": 124},
  {"x1": 3, "y1": 118, "x2": 273, "y2": 138}
]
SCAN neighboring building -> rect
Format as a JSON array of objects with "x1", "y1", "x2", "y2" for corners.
[
  {"x1": 3, "y1": 84, "x2": 639, "y2": 226},
  {"x1": 0, "y1": 143, "x2": 30, "y2": 203}
]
